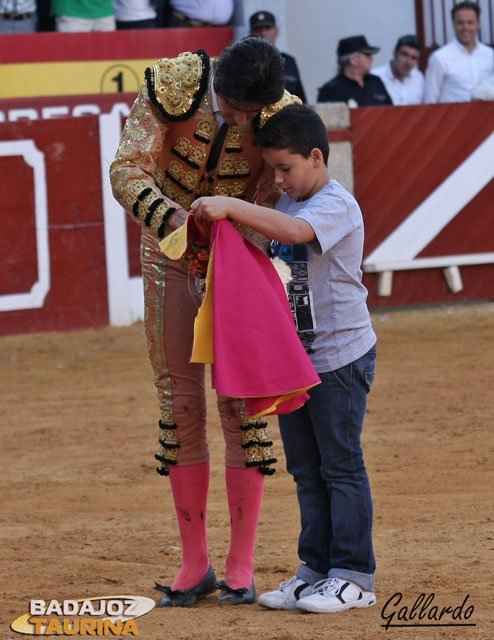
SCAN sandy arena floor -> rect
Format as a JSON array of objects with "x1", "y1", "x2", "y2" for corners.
[{"x1": 1, "y1": 302, "x2": 493, "y2": 639}]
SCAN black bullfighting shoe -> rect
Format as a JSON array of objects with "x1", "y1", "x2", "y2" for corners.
[
  {"x1": 217, "y1": 580, "x2": 256, "y2": 605},
  {"x1": 155, "y1": 566, "x2": 217, "y2": 607}
]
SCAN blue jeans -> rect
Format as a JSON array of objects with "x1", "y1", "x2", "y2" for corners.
[
  {"x1": 0, "y1": 12, "x2": 37, "y2": 34},
  {"x1": 278, "y1": 345, "x2": 376, "y2": 592}
]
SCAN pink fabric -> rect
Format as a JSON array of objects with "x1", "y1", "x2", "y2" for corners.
[
  {"x1": 225, "y1": 466, "x2": 265, "y2": 589},
  {"x1": 244, "y1": 393, "x2": 310, "y2": 417},
  {"x1": 168, "y1": 461, "x2": 211, "y2": 590},
  {"x1": 208, "y1": 219, "x2": 320, "y2": 416},
  {"x1": 162, "y1": 215, "x2": 321, "y2": 416}
]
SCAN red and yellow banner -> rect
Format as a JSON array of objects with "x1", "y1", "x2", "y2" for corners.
[{"x1": 0, "y1": 28, "x2": 233, "y2": 99}]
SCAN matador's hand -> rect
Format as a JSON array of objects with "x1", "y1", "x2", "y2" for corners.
[{"x1": 167, "y1": 207, "x2": 190, "y2": 229}]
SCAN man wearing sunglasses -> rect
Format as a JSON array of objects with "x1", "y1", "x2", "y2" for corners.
[{"x1": 317, "y1": 35, "x2": 392, "y2": 107}]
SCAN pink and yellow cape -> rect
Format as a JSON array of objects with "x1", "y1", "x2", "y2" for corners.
[{"x1": 160, "y1": 215, "x2": 320, "y2": 418}]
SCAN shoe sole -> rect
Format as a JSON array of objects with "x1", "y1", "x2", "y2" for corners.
[
  {"x1": 297, "y1": 596, "x2": 376, "y2": 614},
  {"x1": 258, "y1": 599, "x2": 298, "y2": 610},
  {"x1": 218, "y1": 596, "x2": 256, "y2": 605},
  {"x1": 200, "y1": 584, "x2": 219, "y2": 598},
  {"x1": 159, "y1": 586, "x2": 216, "y2": 608},
  {"x1": 157, "y1": 568, "x2": 217, "y2": 607}
]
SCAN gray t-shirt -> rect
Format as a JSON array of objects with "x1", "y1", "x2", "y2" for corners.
[{"x1": 273, "y1": 179, "x2": 376, "y2": 372}]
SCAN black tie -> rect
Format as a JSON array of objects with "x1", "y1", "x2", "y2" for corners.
[{"x1": 206, "y1": 122, "x2": 228, "y2": 172}]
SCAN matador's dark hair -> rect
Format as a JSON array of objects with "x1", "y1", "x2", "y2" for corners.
[
  {"x1": 451, "y1": 1, "x2": 480, "y2": 19},
  {"x1": 213, "y1": 36, "x2": 285, "y2": 108},
  {"x1": 254, "y1": 104, "x2": 330, "y2": 165}
]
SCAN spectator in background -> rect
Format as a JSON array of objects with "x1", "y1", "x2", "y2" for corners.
[
  {"x1": 114, "y1": 0, "x2": 158, "y2": 29},
  {"x1": 166, "y1": 0, "x2": 233, "y2": 27},
  {"x1": 0, "y1": 0, "x2": 37, "y2": 33},
  {"x1": 424, "y1": 1, "x2": 494, "y2": 103},
  {"x1": 51, "y1": 0, "x2": 115, "y2": 32},
  {"x1": 318, "y1": 35, "x2": 392, "y2": 107},
  {"x1": 155, "y1": 0, "x2": 169, "y2": 27},
  {"x1": 249, "y1": 10, "x2": 307, "y2": 103},
  {"x1": 472, "y1": 68, "x2": 494, "y2": 100},
  {"x1": 373, "y1": 35, "x2": 424, "y2": 105}
]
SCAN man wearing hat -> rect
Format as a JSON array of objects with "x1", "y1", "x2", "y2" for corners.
[
  {"x1": 250, "y1": 10, "x2": 307, "y2": 102},
  {"x1": 318, "y1": 35, "x2": 392, "y2": 106}
]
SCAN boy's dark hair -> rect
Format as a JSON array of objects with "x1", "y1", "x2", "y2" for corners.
[
  {"x1": 451, "y1": 1, "x2": 480, "y2": 19},
  {"x1": 254, "y1": 104, "x2": 330, "y2": 165},
  {"x1": 213, "y1": 36, "x2": 285, "y2": 108}
]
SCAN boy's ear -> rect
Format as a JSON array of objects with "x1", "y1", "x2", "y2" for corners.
[{"x1": 310, "y1": 148, "x2": 324, "y2": 166}]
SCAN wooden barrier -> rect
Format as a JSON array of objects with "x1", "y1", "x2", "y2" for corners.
[
  {"x1": 352, "y1": 102, "x2": 494, "y2": 307},
  {"x1": 0, "y1": 98, "x2": 493, "y2": 335},
  {"x1": 1, "y1": 116, "x2": 109, "y2": 334}
]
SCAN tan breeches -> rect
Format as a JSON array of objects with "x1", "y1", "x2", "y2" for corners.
[{"x1": 141, "y1": 232, "x2": 251, "y2": 468}]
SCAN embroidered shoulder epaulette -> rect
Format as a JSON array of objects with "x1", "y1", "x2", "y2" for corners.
[
  {"x1": 145, "y1": 49, "x2": 210, "y2": 122},
  {"x1": 255, "y1": 90, "x2": 302, "y2": 130}
]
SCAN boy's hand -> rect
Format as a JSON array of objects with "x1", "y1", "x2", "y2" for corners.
[{"x1": 191, "y1": 196, "x2": 235, "y2": 223}]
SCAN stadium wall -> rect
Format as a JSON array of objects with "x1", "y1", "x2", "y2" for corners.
[{"x1": 1, "y1": 97, "x2": 493, "y2": 335}]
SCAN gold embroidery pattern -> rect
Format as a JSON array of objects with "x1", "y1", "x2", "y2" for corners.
[
  {"x1": 110, "y1": 83, "x2": 174, "y2": 238},
  {"x1": 232, "y1": 222, "x2": 271, "y2": 252},
  {"x1": 140, "y1": 234, "x2": 178, "y2": 476},
  {"x1": 131, "y1": 183, "x2": 173, "y2": 235},
  {"x1": 166, "y1": 160, "x2": 200, "y2": 193},
  {"x1": 225, "y1": 129, "x2": 243, "y2": 152},
  {"x1": 188, "y1": 144, "x2": 207, "y2": 170},
  {"x1": 240, "y1": 415, "x2": 277, "y2": 475},
  {"x1": 258, "y1": 90, "x2": 302, "y2": 129},
  {"x1": 155, "y1": 167, "x2": 166, "y2": 190},
  {"x1": 155, "y1": 421, "x2": 180, "y2": 475},
  {"x1": 171, "y1": 136, "x2": 207, "y2": 169},
  {"x1": 116, "y1": 94, "x2": 153, "y2": 157},
  {"x1": 149, "y1": 202, "x2": 174, "y2": 236},
  {"x1": 152, "y1": 52, "x2": 204, "y2": 118},
  {"x1": 162, "y1": 179, "x2": 195, "y2": 210},
  {"x1": 115, "y1": 177, "x2": 150, "y2": 213},
  {"x1": 218, "y1": 157, "x2": 251, "y2": 180},
  {"x1": 172, "y1": 136, "x2": 190, "y2": 158},
  {"x1": 214, "y1": 181, "x2": 246, "y2": 199},
  {"x1": 194, "y1": 118, "x2": 215, "y2": 143}
]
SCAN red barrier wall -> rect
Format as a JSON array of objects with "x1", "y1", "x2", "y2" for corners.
[
  {"x1": 1, "y1": 99, "x2": 493, "y2": 336},
  {"x1": 0, "y1": 92, "x2": 135, "y2": 118},
  {"x1": 0, "y1": 28, "x2": 233, "y2": 64},
  {"x1": 1, "y1": 117, "x2": 108, "y2": 334},
  {"x1": 353, "y1": 102, "x2": 494, "y2": 307}
]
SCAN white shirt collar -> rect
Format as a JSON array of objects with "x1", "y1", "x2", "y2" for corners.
[
  {"x1": 209, "y1": 75, "x2": 224, "y2": 125},
  {"x1": 453, "y1": 36, "x2": 480, "y2": 55}
]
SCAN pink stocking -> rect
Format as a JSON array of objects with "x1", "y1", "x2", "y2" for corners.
[
  {"x1": 168, "y1": 461, "x2": 210, "y2": 590},
  {"x1": 224, "y1": 466, "x2": 265, "y2": 589}
]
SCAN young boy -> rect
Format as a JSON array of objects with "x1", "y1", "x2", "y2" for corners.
[{"x1": 191, "y1": 104, "x2": 377, "y2": 614}]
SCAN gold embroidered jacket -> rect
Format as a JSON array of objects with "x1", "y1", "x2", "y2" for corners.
[{"x1": 110, "y1": 49, "x2": 301, "y2": 242}]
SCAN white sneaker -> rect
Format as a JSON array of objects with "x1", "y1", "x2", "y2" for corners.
[
  {"x1": 296, "y1": 577, "x2": 376, "y2": 613},
  {"x1": 258, "y1": 576, "x2": 313, "y2": 610}
]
